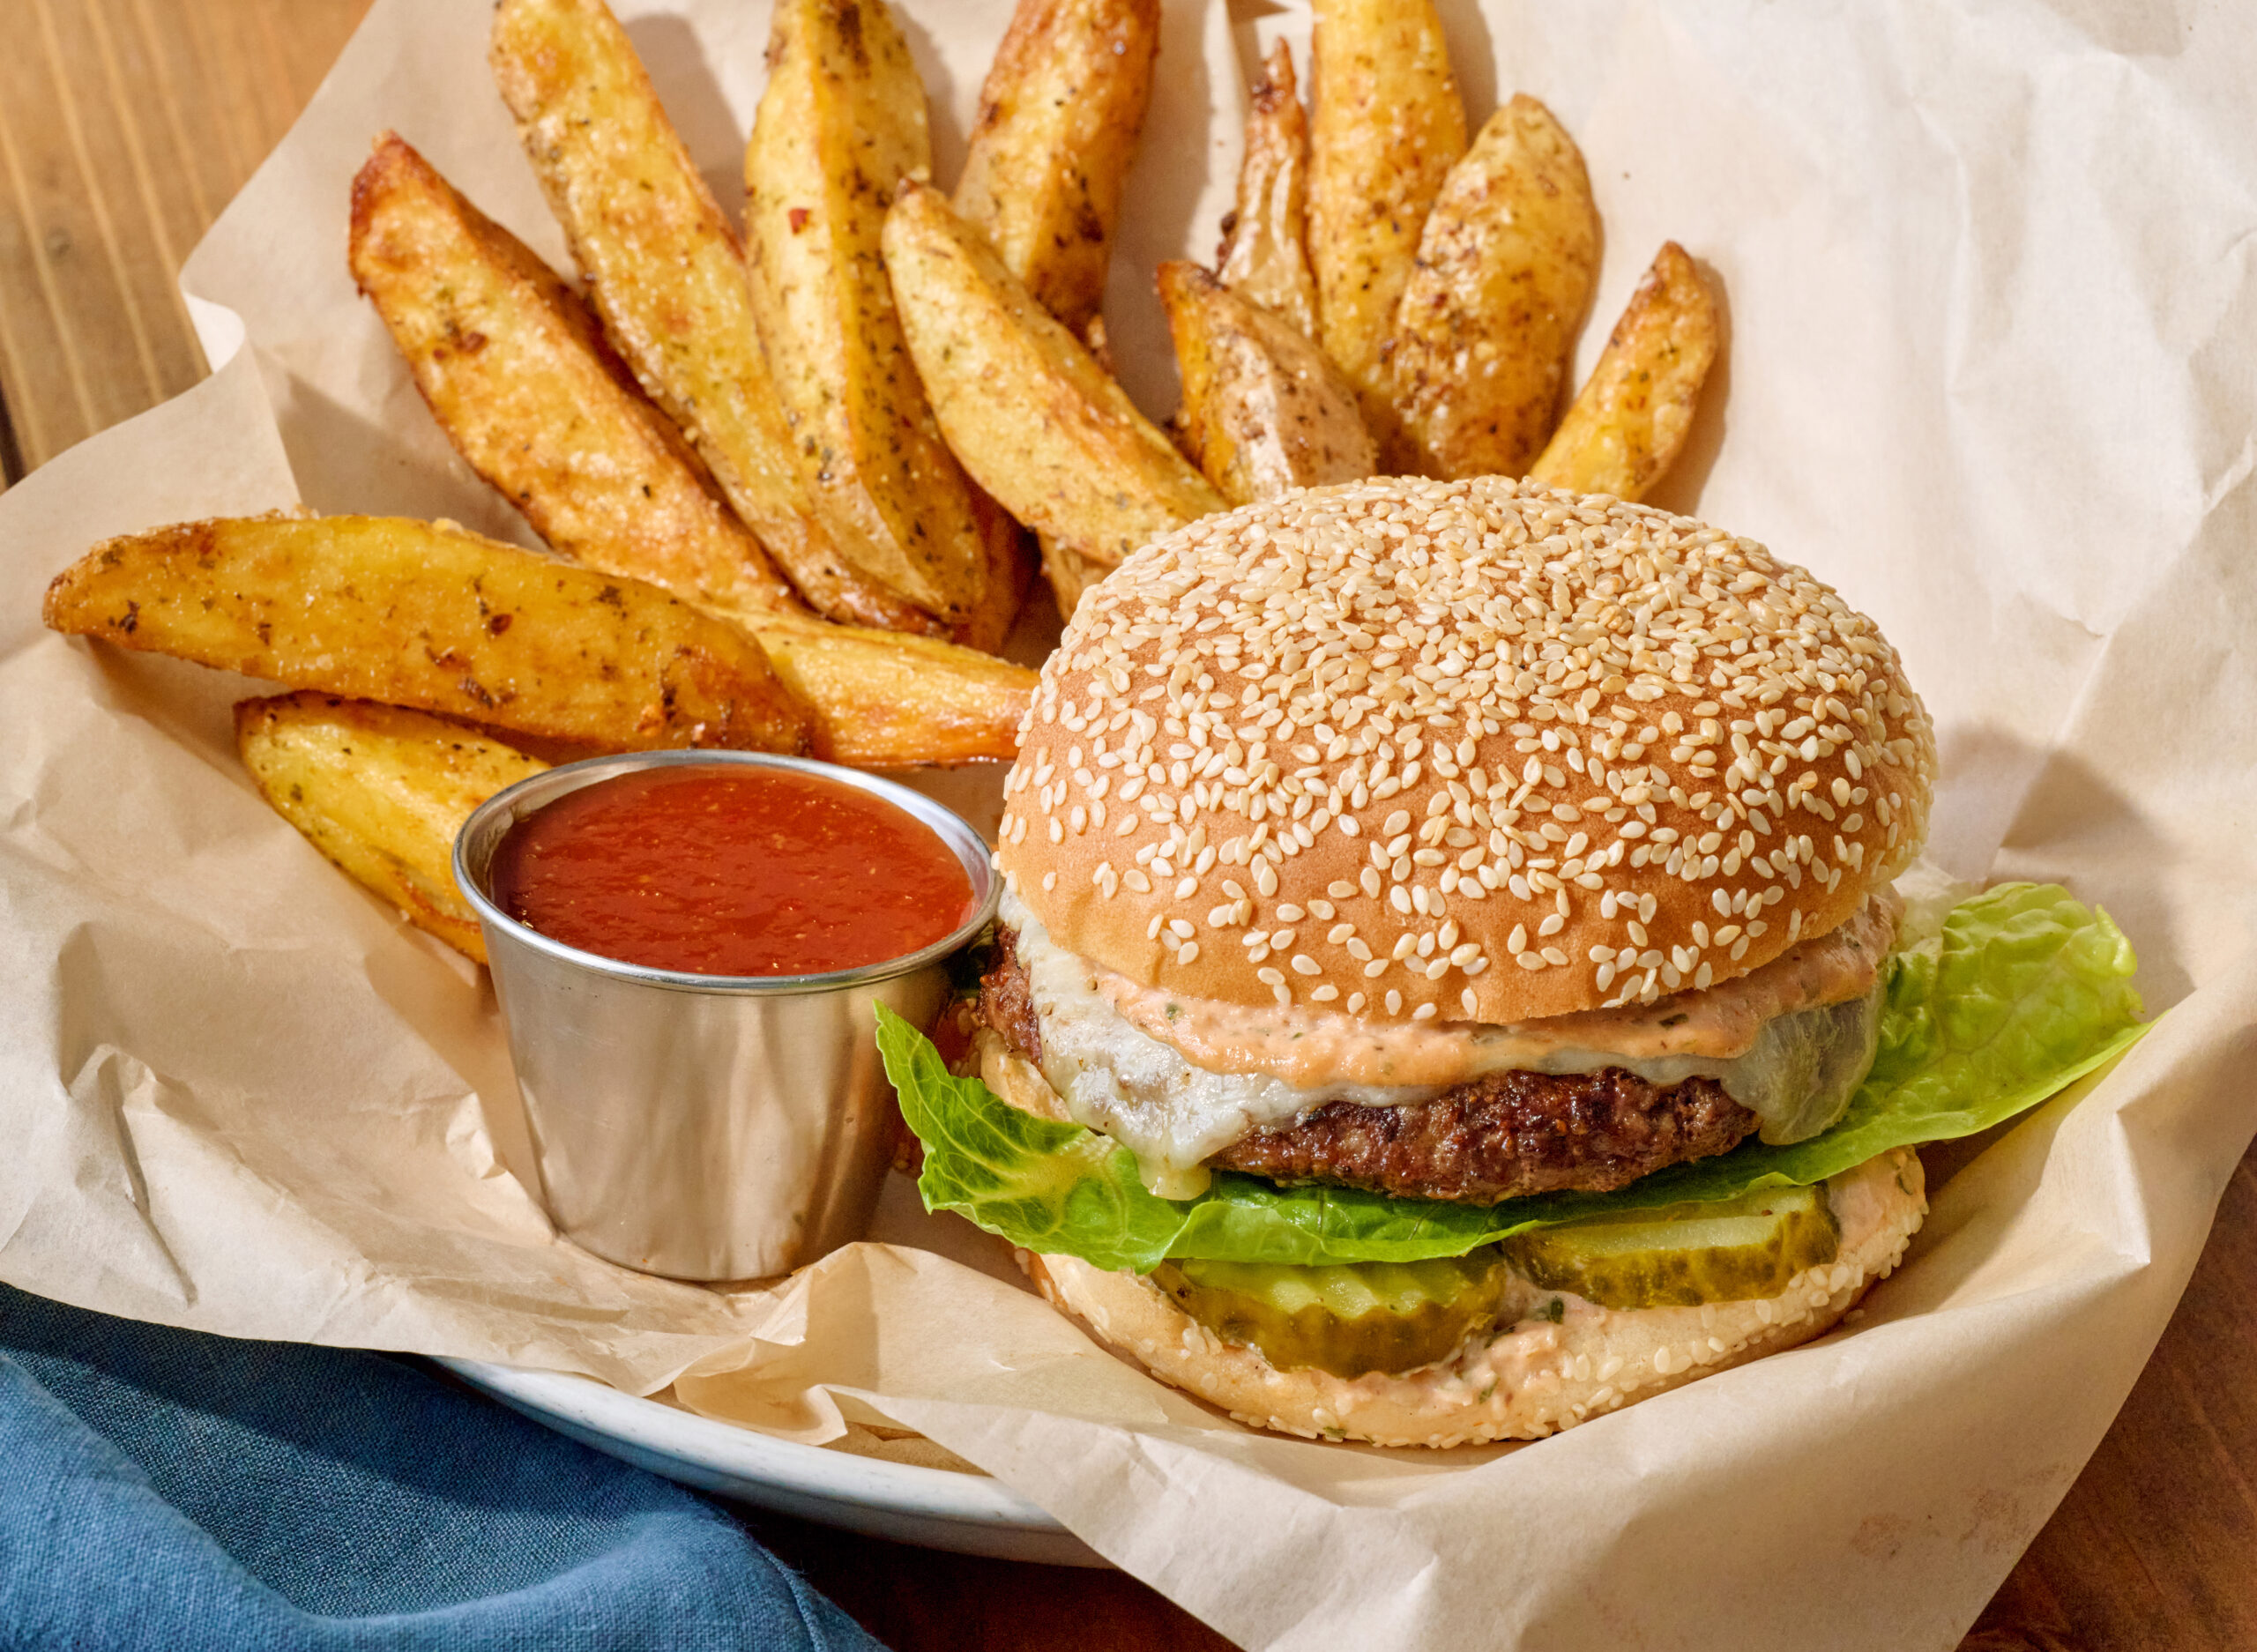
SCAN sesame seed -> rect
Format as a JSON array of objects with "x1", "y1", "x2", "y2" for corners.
[{"x1": 994, "y1": 477, "x2": 1934, "y2": 1020}]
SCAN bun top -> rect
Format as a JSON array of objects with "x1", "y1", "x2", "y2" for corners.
[{"x1": 994, "y1": 478, "x2": 1934, "y2": 1026}]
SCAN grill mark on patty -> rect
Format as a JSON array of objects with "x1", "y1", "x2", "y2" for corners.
[{"x1": 980, "y1": 926, "x2": 1760, "y2": 1204}]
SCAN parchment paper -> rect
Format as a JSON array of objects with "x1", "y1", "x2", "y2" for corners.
[{"x1": 3, "y1": 0, "x2": 2254, "y2": 1646}]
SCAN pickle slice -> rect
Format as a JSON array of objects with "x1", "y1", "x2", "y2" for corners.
[
  {"x1": 1501, "y1": 1184, "x2": 1839, "y2": 1311},
  {"x1": 1151, "y1": 1251, "x2": 1514, "y2": 1379}
]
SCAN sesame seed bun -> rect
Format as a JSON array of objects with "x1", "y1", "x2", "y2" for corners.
[
  {"x1": 994, "y1": 478, "x2": 1935, "y2": 1024},
  {"x1": 1021, "y1": 1146, "x2": 1926, "y2": 1447}
]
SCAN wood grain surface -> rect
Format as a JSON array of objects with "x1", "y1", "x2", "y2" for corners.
[{"x1": 3, "y1": 5, "x2": 2249, "y2": 1649}]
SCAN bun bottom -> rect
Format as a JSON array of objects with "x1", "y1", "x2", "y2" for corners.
[{"x1": 1020, "y1": 1148, "x2": 1927, "y2": 1447}]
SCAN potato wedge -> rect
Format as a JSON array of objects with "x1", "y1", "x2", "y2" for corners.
[
  {"x1": 1037, "y1": 532, "x2": 1102, "y2": 624},
  {"x1": 489, "y1": 0, "x2": 933, "y2": 635},
  {"x1": 1307, "y1": 0, "x2": 1465, "y2": 420},
  {"x1": 236, "y1": 693, "x2": 546, "y2": 963},
  {"x1": 345, "y1": 147, "x2": 1033, "y2": 766},
  {"x1": 349, "y1": 134, "x2": 800, "y2": 619},
  {"x1": 744, "y1": 0, "x2": 988, "y2": 622},
  {"x1": 712, "y1": 608, "x2": 1036, "y2": 768},
  {"x1": 954, "y1": 0, "x2": 1159, "y2": 336},
  {"x1": 1528, "y1": 242, "x2": 1720, "y2": 502},
  {"x1": 951, "y1": 487, "x2": 1039, "y2": 657},
  {"x1": 1216, "y1": 40, "x2": 1318, "y2": 340},
  {"x1": 883, "y1": 182, "x2": 1224, "y2": 572},
  {"x1": 1158, "y1": 261, "x2": 1374, "y2": 507},
  {"x1": 1387, "y1": 94, "x2": 1599, "y2": 480},
  {"x1": 45, "y1": 515, "x2": 812, "y2": 755}
]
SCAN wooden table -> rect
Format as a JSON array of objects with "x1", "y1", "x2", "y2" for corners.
[{"x1": 3, "y1": 5, "x2": 2248, "y2": 1648}]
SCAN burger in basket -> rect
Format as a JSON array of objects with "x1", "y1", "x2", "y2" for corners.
[{"x1": 878, "y1": 475, "x2": 2143, "y2": 1447}]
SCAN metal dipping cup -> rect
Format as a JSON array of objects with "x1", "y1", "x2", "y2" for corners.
[{"x1": 453, "y1": 751, "x2": 999, "y2": 1282}]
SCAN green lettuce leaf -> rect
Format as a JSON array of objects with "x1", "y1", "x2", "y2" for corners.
[
  {"x1": 879, "y1": 882, "x2": 2145, "y2": 1272},
  {"x1": 878, "y1": 1008, "x2": 1185, "y2": 1273}
]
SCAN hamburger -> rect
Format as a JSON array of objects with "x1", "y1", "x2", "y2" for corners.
[{"x1": 879, "y1": 477, "x2": 2144, "y2": 1446}]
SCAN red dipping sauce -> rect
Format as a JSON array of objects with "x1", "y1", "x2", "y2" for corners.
[{"x1": 489, "y1": 763, "x2": 977, "y2": 977}]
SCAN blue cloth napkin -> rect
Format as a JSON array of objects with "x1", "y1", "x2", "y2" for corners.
[{"x1": 0, "y1": 1284, "x2": 886, "y2": 1650}]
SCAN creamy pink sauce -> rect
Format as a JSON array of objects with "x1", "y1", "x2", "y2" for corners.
[{"x1": 1095, "y1": 893, "x2": 1902, "y2": 1091}]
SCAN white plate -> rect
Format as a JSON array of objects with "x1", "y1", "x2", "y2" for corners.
[{"x1": 437, "y1": 1358, "x2": 1106, "y2": 1567}]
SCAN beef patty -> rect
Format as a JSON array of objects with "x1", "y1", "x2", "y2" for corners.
[{"x1": 979, "y1": 927, "x2": 1760, "y2": 1204}]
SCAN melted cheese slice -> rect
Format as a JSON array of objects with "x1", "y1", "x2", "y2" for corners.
[{"x1": 1002, "y1": 890, "x2": 1896, "y2": 1199}]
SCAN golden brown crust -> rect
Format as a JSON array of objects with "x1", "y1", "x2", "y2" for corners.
[
  {"x1": 743, "y1": 0, "x2": 990, "y2": 623},
  {"x1": 347, "y1": 133, "x2": 802, "y2": 618},
  {"x1": 724, "y1": 610, "x2": 1035, "y2": 767},
  {"x1": 1528, "y1": 241, "x2": 1722, "y2": 504},
  {"x1": 884, "y1": 182, "x2": 1224, "y2": 573},
  {"x1": 954, "y1": 0, "x2": 1161, "y2": 336},
  {"x1": 45, "y1": 514, "x2": 814, "y2": 755},
  {"x1": 235, "y1": 692, "x2": 549, "y2": 963},
  {"x1": 1385, "y1": 94, "x2": 1600, "y2": 480},
  {"x1": 1158, "y1": 261, "x2": 1374, "y2": 508},
  {"x1": 1037, "y1": 532, "x2": 1103, "y2": 623},
  {"x1": 994, "y1": 477, "x2": 1934, "y2": 1025},
  {"x1": 489, "y1": 0, "x2": 940, "y2": 636},
  {"x1": 1307, "y1": 0, "x2": 1467, "y2": 424},
  {"x1": 949, "y1": 487, "x2": 1039, "y2": 656},
  {"x1": 1216, "y1": 38, "x2": 1319, "y2": 340}
]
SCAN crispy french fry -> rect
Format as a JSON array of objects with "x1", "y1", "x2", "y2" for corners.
[
  {"x1": 489, "y1": 0, "x2": 935, "y2": 635},
  {"x1": 711, "y1": 609, "x2": 1036, "y2": 768},
  {"x1": 953, "y1": 0, "x2": 1160, "y2": 336},
  {"x1": 743, "y1": 0, "x2": 989, "y2": 622},
  {"x1": 1528, "y1": 242, "x2": 1720, "y2": 502},
  {"x1": 45, "y1": 515, "x2": 812, "y2": 755},
  {"x1": 883, "y1": 182, "x2": 1224, "y2": 574},
  {"x1": 1307, "y1": 0, "x2": 1465, "y2": 422},
  {"x1": 235, "y1": 693, "x2": 546, "y2": 963},
  {"x1": 1216, "y1": 40, "x2": 1319, "y2": 340},
  {"x1": 349, "y1": 133, "x2": 801, "y2": 619},
  {"x1": 1158, "y1": 261, "x2": 1374, "y2": 507},
  {"x1": 1388, "y1": 94, "x2": 1599, "y2": 480}
]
